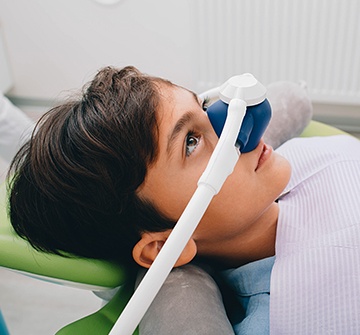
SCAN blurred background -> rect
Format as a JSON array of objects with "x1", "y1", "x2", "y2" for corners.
[
  {"x1": 1, "y1": 0, "x2": 360, "y2": 121},
  {"x1": 1, "y1": 0, "x2": 359, "y2": 333}
]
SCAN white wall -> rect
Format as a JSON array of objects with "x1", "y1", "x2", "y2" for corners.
[
  {"x1": 0, "y1": 0, "x2": 197, "y2": 100},
  {"x1": 1, "y1": 0, "x2": 359, "y2": 131}
]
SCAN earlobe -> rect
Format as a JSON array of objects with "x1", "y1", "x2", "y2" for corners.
[
  {"x1": 175, "y1": 238, "x2": 197, "y2": 267},
  {"x1": 132, "y1": 230, "x2": 197, "y2": 268}
]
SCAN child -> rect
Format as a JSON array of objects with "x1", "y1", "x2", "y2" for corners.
[
  {"x1": 7, "y1": 66, "x2": 360, "y2": 334},
  {"x1": 8, "y1": 66, "x2": 289, "y2": 269}
]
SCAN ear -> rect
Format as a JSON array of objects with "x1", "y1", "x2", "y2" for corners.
[{"x1": 132, "y1": 230, "x2": 197, "y2": 268}]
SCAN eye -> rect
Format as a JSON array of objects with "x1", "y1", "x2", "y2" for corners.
[{"x1": 185, "y1": 132, "x2": 200, "y2": 157}]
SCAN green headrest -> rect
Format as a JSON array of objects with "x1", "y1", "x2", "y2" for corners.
[{"x1": 0, "y1": 181, "x2": 128, "y2": 290}]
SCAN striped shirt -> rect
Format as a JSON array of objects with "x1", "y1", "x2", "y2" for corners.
[{"x1": 271, "y1": 135, "x2": 360, "y2": 334}]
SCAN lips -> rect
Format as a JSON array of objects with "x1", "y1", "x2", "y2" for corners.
[{"x1": 255, "y1": 142, "x2": 273, "y2": 171}]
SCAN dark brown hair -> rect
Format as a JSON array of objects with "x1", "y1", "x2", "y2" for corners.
[{"x1": 8, "y1": 66, "x2": 175, "y2": 267}]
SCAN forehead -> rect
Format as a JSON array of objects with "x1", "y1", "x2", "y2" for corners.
[
  {"x1": 156, "y1": 83, "x2": 200, "y2": 117},
  {"x1": 155, "y1": 84, "x2": 203, "y2": 141}
]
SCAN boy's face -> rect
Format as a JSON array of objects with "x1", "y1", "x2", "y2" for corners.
[{"x1": 137, "y1": 84, "x2": 291, "y2": 260}]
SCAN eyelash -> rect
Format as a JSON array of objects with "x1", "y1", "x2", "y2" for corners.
[{"x1": 202, "y1": 97, "x2": 210, "y2": 111}]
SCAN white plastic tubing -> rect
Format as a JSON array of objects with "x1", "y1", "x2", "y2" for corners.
[{"x1": 109, "y1": 98, "x2": 246, "y2": 335}]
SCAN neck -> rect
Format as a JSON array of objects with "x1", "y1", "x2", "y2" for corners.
[{"x1": 198, "y1": 203, "x2": 279, "y2": 269}]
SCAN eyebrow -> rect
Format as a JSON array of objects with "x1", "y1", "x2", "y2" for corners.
[
  {"x1": 166, "y1": 91, "x2": 201, "y2": 156},
  {"x1": 166, "y1": 111, "x2": 196, "y2": 156}
]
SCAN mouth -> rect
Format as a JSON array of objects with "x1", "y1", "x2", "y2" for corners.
[{"x1": 255, "y1": 141, "x2": 273, "y2": 171}]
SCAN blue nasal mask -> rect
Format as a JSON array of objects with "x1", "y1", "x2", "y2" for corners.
[
  {"x1": 207, "y1": 99, "x2": 271, "y2": 152},
  {"x1": 204, "y1": 73, "x2": 271, "y2": 153}
]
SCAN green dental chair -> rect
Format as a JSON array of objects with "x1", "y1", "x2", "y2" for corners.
[{"x1": 0, "y1": 121, "x2": 345, "y2": 335}]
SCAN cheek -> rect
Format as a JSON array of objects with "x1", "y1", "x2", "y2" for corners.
[
  {"x1": 149, "y1": 170, "x2": 201, "y2": 221},
  {"x1": 141, "y1": 152, "x2": 212, "y2": 221},
  {"x1": 201, "y1": 176, "x2": 252, "y2": 225},
  {"x1": 164, "y1": 158, "x2": 215, "y2": 219}
]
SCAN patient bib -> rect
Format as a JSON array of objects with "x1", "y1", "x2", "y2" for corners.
[{"x1": 271, "y1": 135, "x2": 360, "y2": 334}]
